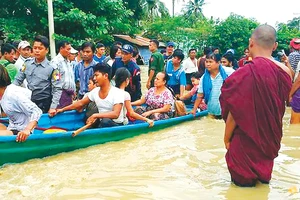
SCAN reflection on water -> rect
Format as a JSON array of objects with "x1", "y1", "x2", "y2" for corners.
[{"x1": 0, "y1": 67, "x2": 299, "y2": 199}]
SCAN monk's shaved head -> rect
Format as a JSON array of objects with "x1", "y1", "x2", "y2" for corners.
[{"x1": 251, "y1": 24, "x2": 276, "y2": 49}]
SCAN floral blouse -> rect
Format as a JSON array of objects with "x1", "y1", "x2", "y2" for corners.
[{"x1": 145, "y1": 87, "x2": 174, "y2": 109}]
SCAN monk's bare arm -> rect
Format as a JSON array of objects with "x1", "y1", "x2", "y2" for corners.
[
  {"x1": 224, "y1": 111, "x2": 236, "y2": 150},
  {"x1": 270, "y1": 58, "x2": 293, "y2": 80}
]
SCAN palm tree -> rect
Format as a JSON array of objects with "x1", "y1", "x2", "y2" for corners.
[
  {"x1": 183, "y1": 0, "x2": 205, "y2": 19},
  {"x1": 141, "y1": 0, "x2": 169, "y2": 21}
]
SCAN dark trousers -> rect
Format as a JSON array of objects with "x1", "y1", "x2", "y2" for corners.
[
  {"x1": 93, "y1": 118, "x2": 123, "y2": 128},
  {"x1": 32, "y1": 98, "x2": 51, "y2": 113}
]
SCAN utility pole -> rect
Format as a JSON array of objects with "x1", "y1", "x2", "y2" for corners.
[{"x1": 47, "y1": 0, "x2": 56, "y2": 59}]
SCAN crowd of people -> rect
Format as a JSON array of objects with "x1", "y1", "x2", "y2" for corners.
[{"x1": 0, "y1": 24, "x2": 299, "y2": 187}]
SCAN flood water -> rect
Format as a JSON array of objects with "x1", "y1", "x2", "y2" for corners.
[{"x1": 0, "y1": 66, "x2": 299, "y2": 199}]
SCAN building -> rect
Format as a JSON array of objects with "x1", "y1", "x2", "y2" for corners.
[{"x1": 113, "y1": 34, "x2": 165, "y2": 65}]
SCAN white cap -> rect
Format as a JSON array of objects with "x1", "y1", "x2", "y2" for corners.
[
  {"x1": 70, "y1": 47, "x2": 78, "y2": 54},
  {"x1": 18, "y1": 41, "x2": 31, "y2": 49}
]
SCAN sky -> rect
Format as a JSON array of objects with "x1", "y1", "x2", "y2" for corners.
[{"x1": 160, "y1": 0, "x2": 300, "y2": 27}]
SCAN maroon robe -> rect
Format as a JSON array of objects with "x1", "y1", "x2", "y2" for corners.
[{"x1": 220, "y1": 57, "x2": 292, "y2": 186}]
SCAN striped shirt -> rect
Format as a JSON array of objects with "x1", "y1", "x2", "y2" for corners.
[
  {"x1": 74, "y1": 60, "x2": 98, "y2": 96},
  {"x1": 288, "y1": 50, "x2": 300, "y2": 71},
  {"x1": 198, "y1": 67, "x2": 234, "y2": 115},
  {"x1": 0, "y1": 84, "x2": 42, "y2": 131}
]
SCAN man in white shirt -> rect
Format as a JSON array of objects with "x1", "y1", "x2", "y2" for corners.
[
  {"x1": 182, "y1": 48, "x2": 198, "y2": 90},
  {"x1": 54, "y1": 63, "x2": 125, "y2": 128}
]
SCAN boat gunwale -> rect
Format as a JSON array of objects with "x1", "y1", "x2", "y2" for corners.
[{"x1": 0, "y1": 110, "x2": 208, "y2": 142}]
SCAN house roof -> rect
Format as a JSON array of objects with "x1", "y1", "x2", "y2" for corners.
[{"x1": 113, "y1": 34, "x2": 165, "y2": 47}]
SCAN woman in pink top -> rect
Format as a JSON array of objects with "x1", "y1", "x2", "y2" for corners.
[{"x1": 132, "y1": 72, "x2": 174, "y2": 120}]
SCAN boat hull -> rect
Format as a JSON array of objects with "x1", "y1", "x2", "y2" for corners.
[{"x1": 0, "y1": 110, "x2": 208, "y2": 166}]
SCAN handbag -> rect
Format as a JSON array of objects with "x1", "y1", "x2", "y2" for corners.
[
  {"x1": 166, "y1": 86, "x2": 187, "y2": 117},
  {"x1": 174, "y1": 99, "x2": 187, "y2": 117}
]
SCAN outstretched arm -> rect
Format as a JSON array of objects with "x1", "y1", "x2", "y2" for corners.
[{"x1": 125, "y1": 100, "x2": 153, "y2": 127}]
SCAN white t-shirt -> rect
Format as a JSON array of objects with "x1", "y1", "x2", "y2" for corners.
[
  {"x1": 182, "y1": 57, "x2": 198, "y2": 74},
  {"x1": 87, "y1": 86, "x2": 124, "y2": 123},
  {"x1": 122, "y1": 91, "x2": 131, "y2": 125}
]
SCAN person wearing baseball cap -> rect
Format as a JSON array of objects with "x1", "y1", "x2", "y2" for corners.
[
  {"x1": 163, "y1": 41, "x2": 175, "y2": 63},
  {"x1": 288, "y1": 38, "x2": 300, "y2": 71},
  {"x1": 111, "y1": 44, "x2": 142, "y2": 101},
  {"x1": 15, "y1": 40, "x2": 32, "y2": 72}
]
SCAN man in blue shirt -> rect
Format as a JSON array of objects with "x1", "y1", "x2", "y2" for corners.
[
  {"x1": 165, "y1": 49, "x2": 186, "y2": 98},
  {"x1": 191, "y1": 53, "x2": 234, "y2": 118},
  {"x1": 111, "y1": 44, "x2": 141, "y2": 101},
  {"x1": 74, "y1": 42, "x2": 97, "y2": 99},
  {"x1": 93, "y1": 42, "x2": 106, "y2": 63}
]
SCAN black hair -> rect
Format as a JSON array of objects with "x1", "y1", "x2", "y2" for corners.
[
  {"x1": 115, "y1": 67, "x2": 131, "y2": 88},
  {"x1": 133, "y1": 46, "x2": 139, "y2": 57},
  {"x1": 189, "y1": 48, "x2": 197, "y2": 54},
  {"x1": 34, "y1": 35, "x2": 49, "y2": 49},
  {"x1": 222, "y1": 52, "x2": 234, "y2": 63},
  {"x1": 191, "y1": 71, "x2": 201, "y2": 79},
  {"x1": 150, "y1": 39, "x2": 159, "y2": 48},
  {"x1": 81, "y1": 42, "x2": 96, "y2": 53},
  {"x1": 96, "y1": 42, "x2": 105, "y2": 49},
  {"x1": 93, "y1": 63, "x2": 112, "y2": 81},
  {"x1": 206, "y1": 53, "x2": 221, "y2": 62},
  {"x1": 110, "y1": 45, "x2": 121, "y2": 59},
  {"x1": 173, "y1": 49, "x2": 184, "y2": 62},
  {"x1": 1, "y1": 43, "x2": 16, "y2": 55},
  {"x1": 57, "y1": 40, "x2": 70, "y2": 52},
  {"x1": 203, "y1": 46, "x2": 212, "y2": 55},
  {"x1": 212, "y1": 47, "x2": 219, "y2": 52},
  {"x1": 160, "y1": 71, "x2": 169, "y2": 83},
  {"x1": 0, "y1": 65, "x2": 11, "y2": 87},
  {"x1": 12, "y1": 41, "x2": 20, "y2": 49},
  {"x1": 113, "y1": 41, "x2": 123, "y2": 47}
]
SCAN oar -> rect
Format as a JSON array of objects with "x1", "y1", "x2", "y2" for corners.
[{"x1": 72, "y1": 124, "x2": 92, "y2": 137}]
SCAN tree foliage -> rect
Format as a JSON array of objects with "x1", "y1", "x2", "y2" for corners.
[
  {"x1": 143, "y1": 16, "x2": 213, "y2": 52},
  {"x1": 182, "y1": 0, "x2": 205, "y2": 20},
  {"x1": 276, "y1": 23, "x2": 300, "y2": 54},
  {"x1": 207, "y1": 14, "x2": 259, "y2": 58},
  {"x1": 140, "y1": 0, "x2": 170, "y2": 21},
  {"x1": 0, "y1": 0, "x2": 139, "y2": 46}
]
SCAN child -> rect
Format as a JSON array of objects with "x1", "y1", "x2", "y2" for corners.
[
  {"x1": 82, "y1": 77, "x2": 98, "y2": 123},
  {"x1": 180, "y1": 72, "x2": 207, "y2": 111},
  {"x1": 115, "y1": 67, "x2": 154, "y2": 126}
]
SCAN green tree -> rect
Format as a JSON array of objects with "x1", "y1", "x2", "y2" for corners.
[
  {"x1": 287, "y1": 17, "x2": 300, "y2": 31},
  {"x1": 0, "y1": 0, "x2": 139, "y2": 46},
  {"x1": 276, "y1": 23, "x2": 300, "y2": 54},
  {"x1": 143, "y1": 15, "x2": 213, "y2": 52},
  {"x1": 207, "y1": 13, "x2": 259, "y2": 58},
  {"x1": 141, "y1": 0, "x2": 169, "y2": 21},
  {"x1": 182, "y1": 0, "x2": 205, "y2": 20}
]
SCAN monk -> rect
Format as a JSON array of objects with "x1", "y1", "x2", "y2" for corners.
[{"x1": 220, "y1": 24, "x2": 292, "y2": 187}]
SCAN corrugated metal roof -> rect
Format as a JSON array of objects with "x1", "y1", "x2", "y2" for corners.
[{"x1": 113, "y1": 34, "x2": 165, "y2": 47}]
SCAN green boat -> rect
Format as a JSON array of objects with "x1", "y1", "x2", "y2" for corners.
[{"x1": 0, "y1": 109, "x2": 208, "y2": 166}]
